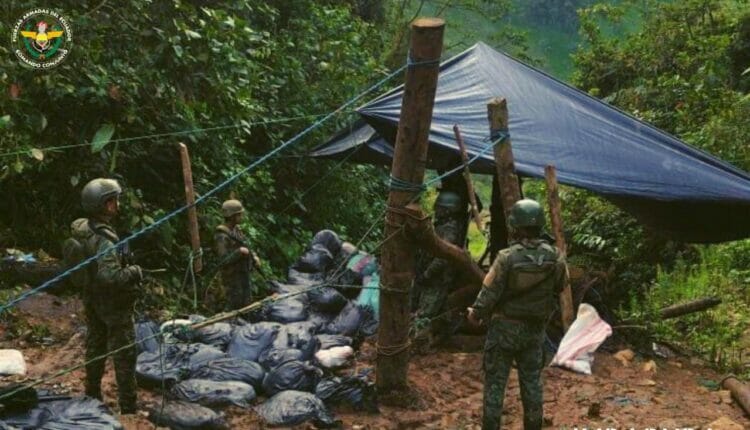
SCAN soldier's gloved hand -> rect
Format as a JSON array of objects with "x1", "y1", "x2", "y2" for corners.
[{"x1": 128, "y1": 265, "x2": 143, "y2": 283}]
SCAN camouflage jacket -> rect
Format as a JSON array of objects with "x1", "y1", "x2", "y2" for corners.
[
  {"x1": 70, "y1": 218, "x2": 140, "y2": 300},
  {"x1": 214, "y1": 224, "x2": 251, "y2": 277},
  {"x1": 472, "y1": 238, "x2": 566, "y2": 322}
]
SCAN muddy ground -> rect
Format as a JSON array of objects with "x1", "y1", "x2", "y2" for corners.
[{"x1": 2, "y1": 292, "x2": 748, "y2": 429}]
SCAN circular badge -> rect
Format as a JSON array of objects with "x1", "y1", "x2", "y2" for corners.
[{"x1": 11, "y1": 9, "x2": 72, "y2": 69}]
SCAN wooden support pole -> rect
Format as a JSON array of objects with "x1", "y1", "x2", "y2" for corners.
[
  {"x1": 377, "y1": 17, "x2": 444, "y2": 394},
  {"x1": 179, "y1": 143, "x2": 202, "y2": 274},
  {"x1": 488, "y1": 98, "x2": 521, "y2": 238},
  {"x1": 544, "y1": 165, "x2": 574, "y2": 331},
  {"x1": 453, "y1": 125, "x2": 483, "y2": 231}
]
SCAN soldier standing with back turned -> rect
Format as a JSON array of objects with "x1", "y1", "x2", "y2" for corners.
[
  {"x1": 468, "y1": 199, "x2": 566, "y2": 430},
  {"x1": 215, "y1": 199, "x2": 260, "y2": 310},
  {"x1": 77, "y1": 178, "x2": 142, "y2": 414}
]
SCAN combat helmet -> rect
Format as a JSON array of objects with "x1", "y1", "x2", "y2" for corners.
[
  {"x1": 221, "y1": 199, "x2": 244, "y2": 218},
  {"x1": 81, "y1": 178, "x2": 122, "y2": 214},
  {"x1": 434, "y1": 190, "x2": 464, "y2": 214},
  {"x1": 508, "y1": 198, "x2": 545, "y2": 229}
]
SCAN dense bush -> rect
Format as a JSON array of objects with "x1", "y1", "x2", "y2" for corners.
[{"x1": 0, "y1": 1, "x2": 390, "y2": 297}]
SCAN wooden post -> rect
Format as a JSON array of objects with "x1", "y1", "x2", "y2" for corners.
[
  {"x1": 179, "y1": 143, "x2": 202, "y2": 274},
  {"x1": 453, "y1": 125, "x2": 483, "y2": 231},
  {"x1": 488, "y1": 98, "x2": 521, "y2": 236},
  {"x1": 544, "y1": 165, "x2": 574, "y2": 331},
  {"x1": 377, "y1": 17, "x2": 444, "y2": 395}
]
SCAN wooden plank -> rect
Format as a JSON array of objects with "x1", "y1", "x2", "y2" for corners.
[
  {"x1": 179, "y1": 143, "x2": 202, "y2": 274},
  {"x1": 453, "y1": 124, "x2": 483, "y2": 231},
  {"x1": 544, "y1": 165, "x2": 574, "y2": 331},
  {"x1": 376, "y1": 17, "x2": 444, "y2": 394}
]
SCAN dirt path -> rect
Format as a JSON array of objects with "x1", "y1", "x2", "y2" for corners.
[{"x1": 2, "y1": 293, "x2": 748, "y2": 429}]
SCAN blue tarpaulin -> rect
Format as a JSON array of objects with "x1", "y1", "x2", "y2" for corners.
[{"x1": 310, "y1": 42, "x2": 750, "y2": 242}]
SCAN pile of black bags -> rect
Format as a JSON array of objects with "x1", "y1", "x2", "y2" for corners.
[{"x1": 133, "y1": 230, "x2": 379, "y2": 428}]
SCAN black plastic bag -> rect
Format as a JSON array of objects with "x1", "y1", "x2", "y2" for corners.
[
  {"x1": 315, "y1": 334, "x2": 352, "y2": 350},
  {"x1": 136, "y1": 344, "x2": 225, "y2": 388},
  {"x1": 171, "y1": 379, "x2": 256, "y2": 408},
  {"x1": 254, "y1": 390, "x2": 337, "y2": 428},
  {"x1": 315, "y1": 375, "x2": 379, "y2": 412},
  {"x1": 193, "y1": 323, "x2": 233, "y2": 350},
  {"x1": 265, "y1": 297, "x2": 308, "y2": 323},
  {"x1": 190, "y1": 358, "x2": 265, "y2": 390},
  {"x1": 1, "y1": 397, "x2": 123, "y2": 430},
  {"x1": 287, "y1": 268, "x2": 324, "y2": 284},
  {"x1": 261, "y1": 361, "x2": 322, "y2": 396},
  {"x1": 292, "y1": 244, "x2": 333, "y2": 274},
  {"x1": 307, "y1": 311, "x2": 337, "y2": 331},
  {"x1": 134, "y1": 320, "x2": 160, "y2": 354},
  {"x1": 258, "y1": 348, "x2": 304, "y2": 370},
  {"x1": 226, "y1": 322, "x2": 281, "y2": 362},
  {"x1": 148, "y1": 400, "x2": 227, "y2": 430},
  {"x1": 284, "y1": 322, "x2": 319, "y2": 360},
  {"x1": 311, "y1": 230, "x2": 342, "y2": 255},
  {"x1": 323, "y1": 301, "x2": 378, "y2": 337},
  {"x1": 269, "y1": 280, "x2": 310, "y2": 295},
  {"x1": 308, "y1": 287, "x2": 347, "y2": 313}
]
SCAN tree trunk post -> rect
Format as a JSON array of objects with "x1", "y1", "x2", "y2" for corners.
[
  {"x1": 488, "y1": 98, "x2": 521, "y2": 239},
  {"x1": 376, "y1": 17, "x2": 444, "y2": 395},
  {"x1": 179, "y1": 143, "x2": 202, "y2": 274},
  {"x1": 453, "y1": 124, "x2": 483, "y2": 232},
  {"x1": 544, "y1": 165, "x2": 574, "y2": 331}
]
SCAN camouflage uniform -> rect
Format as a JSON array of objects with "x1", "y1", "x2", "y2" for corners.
[
  {"x1": 73, "y1": 218, "x2": 141, "y2": 413},
  {"x1": 214, "y1": 224, "x2": 253, "y2": 310},
  {"x1": 472, "y1": 238, "x2": 566, "y2": 430}
]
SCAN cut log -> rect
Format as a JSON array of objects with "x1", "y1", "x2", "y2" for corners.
[
  {"x1": 721, "y1": 376, "x2": 750, "y2": 416},
  {"x1": 659, "y1": 297, "x2": 721, "y2": 320}
]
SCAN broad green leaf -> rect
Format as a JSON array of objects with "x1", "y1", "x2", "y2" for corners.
[
  {"x1": 91, "y1": 124, "x2": 116, "y2": 153},
  {"x1": 30, "y1": 148, "x2": 44, "y2": 161},
  {"x1": 0, "y1": 115, "x2": 10, "y2": 129},
  {"x1": 173, "y1": 45, "x2": 183, "y2": 58},
  {"x1": 743, "y1": 66, "x2": 750, "y2": 76}
]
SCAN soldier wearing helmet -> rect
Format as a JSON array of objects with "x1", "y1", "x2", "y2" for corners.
[
  {"x1": 413, "y1": 188, "x2": 470, "y2": 347},
  {"x1": 468, "y1": 198, "x2": 567, "y2": 430},
  {"x1": 77, "y1": 178, "x2": 142, "y2": 414},
  {"x1": 214, "y1": 199, "x2": 259, "y2": 310}
]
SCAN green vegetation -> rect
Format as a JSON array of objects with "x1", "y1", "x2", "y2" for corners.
[{"x1": 572, "y1": 0, "x2": 750, "y2": 369}]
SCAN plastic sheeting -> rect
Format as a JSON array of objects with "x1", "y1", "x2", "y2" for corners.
[
  {"x1": 551, "y1": 303, "x2": 613, "y2": 375},
  {"x1": 311, "y1": 43, "x2": 750, "y2": 242},
  {"x1": 1, "y1": 397, "x2": 123, "y2": 430}
]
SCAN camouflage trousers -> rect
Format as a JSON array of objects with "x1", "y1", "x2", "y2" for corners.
[
  {"x1": 223, "y1": 274, "x2": 253, "y2": 311},
  {"x1": 482, "y1": 319, "x2": 545, "y2": 430},
  {"x1": 83, "y1": 296, "x2": 137, "y2": 413}
]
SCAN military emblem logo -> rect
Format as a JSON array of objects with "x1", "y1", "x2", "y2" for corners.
[{"x1": 11, "y1": 9, "x2": 72, "y2": 69}]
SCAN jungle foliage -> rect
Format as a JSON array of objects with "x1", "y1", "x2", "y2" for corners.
[
  {"x1": 0, "y1": 0, "x2": 394, "y2": 290},
  {"x1": 571, "y1": 0, "x2": 750, "y2": 369}
]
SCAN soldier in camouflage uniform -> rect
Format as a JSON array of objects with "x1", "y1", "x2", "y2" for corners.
[
  {"x1": 214, "y1": 199, "x2": 260, "y2": 311},
  {"x1": 468, "y1": 199, "x2": 566, "y2": 430},
  {"x1": 76, "y1": 178, "x2": 142, "y2": 414},
  {"x1": 415, "y1": 190, "x2": 468, "y2": 345}
]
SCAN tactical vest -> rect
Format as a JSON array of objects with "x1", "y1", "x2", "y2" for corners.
[{"x1": 497, "y1": 241, "x2": 559, "y2": 322}]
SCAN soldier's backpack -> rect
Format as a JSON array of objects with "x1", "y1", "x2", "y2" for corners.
[
  {"x1": 498, "y1": 241, "x2": 561, "y2": 321},
  {"x1": 61, "y1": 218, "x2": 94, "y2": 289},
  {"x1": 61, "y1": 218, "x2": 119, "y2": 289}
]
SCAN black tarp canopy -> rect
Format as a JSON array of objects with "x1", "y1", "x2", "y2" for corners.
[{"x1": 311, "y1": 42, "x2": 750, "y2": 243}]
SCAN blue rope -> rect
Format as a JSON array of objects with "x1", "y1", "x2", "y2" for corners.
[
  {"x1": 407, "y1": 50, "x2": 441, "y2": 68},
  {"x1": 424, "y1": 131, "x2": 509, "y2": 187},
  {"x1": 0, "y1": 63, "x2": 409, "y2": 315},
  {"x1": 388, "y1": 175, "x2": 427, "y2": 193}
]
